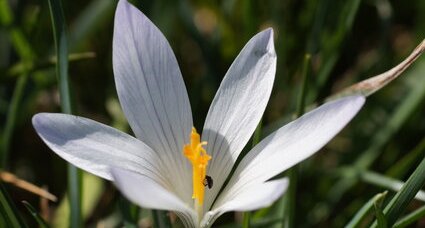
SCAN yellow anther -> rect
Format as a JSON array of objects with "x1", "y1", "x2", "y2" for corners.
[{"x1": 183, "y1": 127, "x2": 211, "y2": 205}]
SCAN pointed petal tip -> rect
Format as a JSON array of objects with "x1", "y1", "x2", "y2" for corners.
[
  {"x1": 117, "y1": 0, "x2": 129, "y2": 7},
  {"x1": 264, "y1": 27, "x2": 274, "y2": 39},
  {"x1": 116, "y1": 0, "x2": 126, "y2": 11},
  {"x1": 115, "y1": 0, "x2": 141, "y2": 23},
  {"x1": 257, "y1": 28, "x2": 276, "y2": 56}
]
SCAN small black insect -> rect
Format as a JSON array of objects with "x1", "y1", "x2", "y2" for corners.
[{"x1": 203, "y1": 175, "x2": 213, "y2": 189}]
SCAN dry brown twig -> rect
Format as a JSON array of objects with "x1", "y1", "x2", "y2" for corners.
[{"x1": 0, "y1": 171, "x2": 57, "y2": 202}]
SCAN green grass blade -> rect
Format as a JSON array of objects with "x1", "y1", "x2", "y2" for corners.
[
  {"x1": 345, "y1": 191, "x2": 386, "y2": 228},
  {"x1": 22, "y1": 201, "x2": 49, "y2": 228},
  {"x1": 0, "y1": 0, "x2": 13, "y2": 25},
  {"x1": 387, "y1": 137, "x2": 425, "y2": 178},
  {"x1": 242, "y1": 0, "x2": 256, "y2": 39},
  {"x1": 0, "y1": 183, "x2": 27, "y2": 227},
  {"x1": 283, "y1": 54, "x2": 311, "y2": 228},
  {"x1": 360, "y1": 170, "x2": 425, "y2": 202},
  {"x1": 68, "y1": 0, "x2": 115, "y2": 51},
  {"x1": 242, "y1": 210, "x2": 251, "y2": 228},
  {"x1": 373, "y1": 192, "x2": 388, "y2": 228},
  {"x1": 394, "y1": 205, "x2": 425, "y2": 228},
  {"x1": 152, "y1": 210, "x2": 171, "y2": 228},
  {"x1": 380, "y1": 156, "x2": 425, "y2": 226},
  {"x1": 47, "y1": 0, "x2": 81, "y2": 227},
  {"x1": 0, "y1": 0, "x2": 34, "y2": 168},
  {"x1": 67, "y1": 166, "x2": 82, "y2": 228},
  {"x1": 52, "y1": 173, "x2": 103, "y2": 228},
  {"x1": 47, "y1": 0, "x2": 72, "y2": 113},
  {"x1": 296, "y1": 54, "x2": 311, "y2": 116},
  {"x1": 251, "y1": 217, "x2": 282, "y2": 227},
  {"x1": 310, "y1": 0, "x2": 361, "y2": 101},
  {"x1": 7, "y1": 52, "x2": 96, "y2": 77},
  {"x1": 118, "y1": 196, "x2": 140, "y2": 226},
  {"x1": 242, "y1": 119, "x2": 264, "y2": 227},
  {"x1": 0, "y1": 74, "x2": 28, "y2": 167}
]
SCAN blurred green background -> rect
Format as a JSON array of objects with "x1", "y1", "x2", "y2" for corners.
[{"x1": 0, "y1": 0, "x2": 424, "y2": 227}]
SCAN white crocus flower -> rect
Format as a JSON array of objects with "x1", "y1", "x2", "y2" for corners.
[{"x1": 32, "y1": 0, "x2": 365, "y2": 227}]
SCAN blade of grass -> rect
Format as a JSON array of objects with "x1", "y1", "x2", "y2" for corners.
[
  {"x1": 7, "y1": 52, "x2": 96, "y2": 77},
  {"x1": 379, "y1": 156, "x2": 425, "y2": 227},
  {"x1": 52, "y1": 173, "x2": 103, "y2": 228},
  {"x1": 386, "y1": 137, "x2": 425, "y2": 178},
  {"x1": 283, "y1": 54, "x2": 311, "y2": 228},
  {"x1": 242, "y1": 0, "x2": 256, "y2": 40},
  {"x1": 47, "y1": 0, "x2": 81, "y2": 227},
  {"x1": 1, "y1": 74, "x2": 28, "y2": 167},
  {"x1": 359, "y1": 170, "x2": 425, "y2": 202},
  {"x1": 309, "y1": 0, "x2": 361, "y2": 102},
  {"x1": 68, "y1": 0, "x2": 115, "y2": 51},
  {"x1": 295, "y1": 54, "x2": 311, "y2": 116},
  {"x1": 251, "y1": 217, "x2": 282, "y2": 228},
  {"x1": 394, "y1": 204, "x2": 425, "y2": 228},
  {"x1": 0, "y1": 183, "x2": 27, "y2": 227},
  {"x1": 242, "y1": 211, "x2": 251, "y2": 228},
  {"x1": 0, "y1": 0, "x2": 12, "y2": 25},
  {"x1": 242, "y1": 119, "x2": 264, "y2": 227},
  {"x1": 0, "y1": 0, "x2": 35, "y2": 168},
  {"x1": 152, "y1": 210, "x2": 171, "y2": 228},
  {"x1": 345, "y1": 191, "x2": 387, "y2": 228},
  {"x1": 0, "y1": 3, "x2": 35, "y2": 224},
  {"x1": 22, "y1": 201, "x2": 49, "y2": 228},
  {"x1": 47, "y1": 0, "x2": 72, "y2": 113},
  {"x1": 118, "y1": 196, "x2": 140, "y2": 226},
  {"x1": 373, "y1": 192, "x2": 388, "y2": 228}
]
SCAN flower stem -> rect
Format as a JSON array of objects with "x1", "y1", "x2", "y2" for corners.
[{"x1": 283, "y1": 54, "x2": 310, "y2": 228}]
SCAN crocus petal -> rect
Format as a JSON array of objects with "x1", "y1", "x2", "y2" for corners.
[
  {"x1": 113, "y1": 0, "x2": 193, "y2": 202},
  {"x1": 111, "y1": 168, "x2": 197, "y2": 228},
  {"x1": 218, "y1": 96, "x2": 365, "y2": 203},
  {"x1": 201, "y1": 28, "x2": 277, "y2": 209},
  {"x1": 201, "y1": 178, "x2": 288, "y2": 228},
  {"x1": 32, "y1": 113, "x2": 168, "y2": 187}
]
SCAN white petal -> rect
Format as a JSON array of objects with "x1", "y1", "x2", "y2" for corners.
[
  {"x1": 111, "y1": 168, "x2": 197, "y2": 228},
  {"x1": 201, "y1": 178, "x2": 288, "y2": 228},
  {"x1": 221, "y1": 96, "x2": 365, "y2": 201},
  {"x1": 201, "y1": 29, "x2": 277, "y2": 209},
  {"x1": 32, "y1": 113, "x2": 167, "y2": 186},
  {"x1": 113, "y1": 0, "x2": 193, "y2": 202}
]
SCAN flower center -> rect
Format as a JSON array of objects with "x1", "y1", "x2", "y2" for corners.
[{"x1": 183, "y1": 127, "x2": 211, "y2": 206}]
